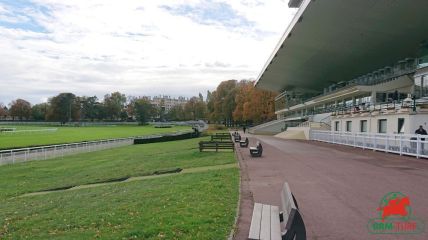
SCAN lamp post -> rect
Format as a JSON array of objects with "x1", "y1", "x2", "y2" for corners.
[{"x1": 412, "y1": 95, "x2": 417, "y2": 112}]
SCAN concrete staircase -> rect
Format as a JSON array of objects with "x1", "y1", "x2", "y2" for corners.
[
  {"x1": 248, "y1": 119, "x2": 288, "y2": 135},
  {"x1": 275, "y1": 121, "x2": 331, "y2": 140}
]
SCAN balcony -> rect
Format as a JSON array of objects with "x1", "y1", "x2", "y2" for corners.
[{"x1": 275, "y1": 58, "x2": 419, "y2": 113}]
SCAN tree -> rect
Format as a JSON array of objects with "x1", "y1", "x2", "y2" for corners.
[
  {"x1": 80, "y1": 96, "x2": 99, "y2": 121},
  {"x1": 104, "y1": 92, "x2": 127, "y2": 120},
  {"x1": 207, "y1": 80, "x2": 237, "y2": 124},
  {"x1": 233, "y1": 80, "x2": 254, "y2": 123},
  {"x1": 9, "y1": 99, "x2": 31, "y2": 120},
  {"x1": 158, "y1": 99, "x2": 166, "y2": 121},
  {"x1": 166, "y1": 105, "x2": 185, "y2": 121},
  {"x1": 31, "y1": 103, "x2": 48, "y2": 121},
  {"x1": 126, "y1": 96, "x2": 138, "y2": 120},
  {"x1": 207, "y1": 79, "x2": 277, "y2": 125},
  {"x1": 47, "y1": 93, "x2": 79, "y2": 123},
  {"x1": 233, "y1": 80, "x2": 277, "y2": 124},
  {"x1": 133, "y1": 98, "x2": 155, "y2": 124},
  {"x1": 0, "y1": 103, "x2": 7, "y2": 120},
  {"x1": 183, "y1": 96, "x2": 207, "y2": 120},
  {"x1": 94, "y1": 103, "x2": 107, "y2": 120}
]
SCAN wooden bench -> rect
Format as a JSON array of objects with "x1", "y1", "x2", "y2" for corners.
[
  {"x1": 250, "y1": 141, "x2": 263, "y2": 157},
  {"x1": 249, "y1": 182, "x2": 306, "y2": 240},
  {"x1": 234, "y1": 134, "x2": 241, "y2": 142},
  {"x1": 211, "y1": 135, "x2": 231, "y2": 141},
  {"x1": 240, "y1": 137, "x2": 249, "y2": 147},
  {"x1": 199, "y1": 141, "x2": 234, "y2": 152},
  {"x1": 215, "y1": 132, "x2": 231, "y2": 137}
]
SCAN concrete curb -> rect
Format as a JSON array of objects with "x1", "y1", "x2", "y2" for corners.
[{"x1": 228, "y1": 143, "x2": 243, "y2": 240}]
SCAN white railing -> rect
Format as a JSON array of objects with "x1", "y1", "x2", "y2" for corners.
[
  {"x1": 0, "y1": 121, "x2": 139, "y2": 126},
  {"x1": 0, "y1": 138, "x2": 134, "y2": 166},
  {"x1": 0, "y1": 121, "x2": 206, "y2": 166},
  {"x1": 0, "y1": 127, "x2": 201, "y2": 166},
  {"x1": 0, "y1": 128, "x2": 58, "y2": 135},
  {"x1": 297, "y1": 121, "x2": 331, "y2": 130},
  {"x1": 310, "y1": 130, "x2": 428, "y2": 159}
]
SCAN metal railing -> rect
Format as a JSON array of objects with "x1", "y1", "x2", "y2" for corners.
[
  {"x1": 0, "y1": 121, "x2": 139, "y2": 126},
  {"x1": 0, "y1": 128, "x2": 58, "y2": 135},
  {"x1": 0, "y1": 138, "x2": 134, "y2": 166},
  {"x1": 298, "y1": 122, "x2": 331, "y2": 130},
  {"x1": 0, "y1": 121, "x2": 207, "y2": 166},
  {"x1": 310, "y1": 130, "x2": 428, "y2": 158}
]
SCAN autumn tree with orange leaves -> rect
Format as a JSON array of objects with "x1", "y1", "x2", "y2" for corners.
[{"x1": 208, "y1": 80, "x2": 277, "y2": 125}]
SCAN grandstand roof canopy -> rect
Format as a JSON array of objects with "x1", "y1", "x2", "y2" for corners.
[{"x1": 255, "y1": 0, "x2": 428, "y2": 92}]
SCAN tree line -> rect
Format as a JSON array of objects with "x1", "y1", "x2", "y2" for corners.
[{"x1": 0, "y1": 80, "x2": 276, "y2": 125}]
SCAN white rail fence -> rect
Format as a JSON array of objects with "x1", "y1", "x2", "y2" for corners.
[
  {"x1": 0, "y1": 121, "x2": 207, "y2": 166},
  {"x1": 310, "y1": 130, "x2": 428, "y2": 159},
  {"x1": 0, "y1": 128, "x2": 58, "y2": 135},
  {"x1": 0, "y1": 138, "x2": 134, "y2": 166}
]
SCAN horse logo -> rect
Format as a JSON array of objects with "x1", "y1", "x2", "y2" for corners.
[
  {"x1": 368, "y1": 192, "x2": 425, "y2": 235},
  {"x1": 377, "y1": 194, "x2": 410, "y2": 221}
]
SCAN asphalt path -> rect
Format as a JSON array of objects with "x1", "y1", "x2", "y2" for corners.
[{"x1": 234, "y1": 133, "x2": 428, "y2": 240}]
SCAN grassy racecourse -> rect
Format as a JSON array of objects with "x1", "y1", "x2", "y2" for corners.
[
  {"x1": 0, "y1": 136, "x2": 239, "y2": 239},
  {"x1": 0, "y1": 125, "x2": 190, "y2": 149}
]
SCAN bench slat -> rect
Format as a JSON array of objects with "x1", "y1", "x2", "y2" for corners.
[
  {"x1": 249, "y1": 203, "x2": 263, "y2": 240},
  {"x1": 260, "y1": 205, "x2": 271, "y2": 240},
  {"x1": 270, "y1": 205, "x2": 281, "y2": 240}
]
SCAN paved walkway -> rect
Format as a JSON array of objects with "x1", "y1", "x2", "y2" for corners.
[{"x1": 233, "y1": 132, "x2": 428, "y2": 240}]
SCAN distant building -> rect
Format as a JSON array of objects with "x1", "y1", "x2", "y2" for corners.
[{"x1": 147, "y1": 95, "x2": 188, "y2": 112}]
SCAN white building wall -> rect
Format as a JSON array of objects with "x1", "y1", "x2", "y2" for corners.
[
  {"x1": 331, "y1": 113, "x2": 427, "y2": 135},
  {"x1": 409, "y1": 115, "x2": 428, "y2": 134}
]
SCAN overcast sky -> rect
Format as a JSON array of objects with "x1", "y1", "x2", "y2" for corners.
[{"x1": 0, "y1": 0, "x2": 296, "y2": 105}]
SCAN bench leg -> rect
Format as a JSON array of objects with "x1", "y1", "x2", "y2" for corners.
[{"x1": 283, "y1": 210, "x2": 306, "y2": 240}]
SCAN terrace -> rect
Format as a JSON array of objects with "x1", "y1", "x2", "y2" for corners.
[{"x1": 274, "y1": 58, "x2": 420, "y2": 115}]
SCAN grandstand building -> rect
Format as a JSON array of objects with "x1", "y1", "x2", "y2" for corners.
[{"x1": 251, "y1": 0, "x2": 428, "y2": 139}]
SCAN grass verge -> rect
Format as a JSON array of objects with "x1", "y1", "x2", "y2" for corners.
[{"x1": 0, "y1": 134, "x2": 239, "y2": 239}]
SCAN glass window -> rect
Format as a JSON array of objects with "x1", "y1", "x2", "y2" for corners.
[
  {"x1": 376, "y1": 93, "x2": 387, "y2": 103},
  {"x1": 414, "y1": 75, "x2": 428, "y2": 98},
  {"x1": 346, "y1": 121, "x2": 352, "y2": 132},
  {"x1": 398, "y1": 118, "x2": 405, "y2": 133},
  {"x1": 335, "y1": 121, "x2": 340, "y2": 131},
  {"x1": 378, "y1": 119, "x2": 387, "y2": 133},
  {"x1": 360, "y1": 120, "x2": 368, "y2": 132}
]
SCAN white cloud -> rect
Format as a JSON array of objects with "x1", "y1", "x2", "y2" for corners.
[{"x1": 0, "y1": 0, "x2": 296, "y2": 104}]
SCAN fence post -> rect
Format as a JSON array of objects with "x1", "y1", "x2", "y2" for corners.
[
  {"x1": 416, "y1": 135, "x2": 420, "y2": 158},
  {"x1": 385, "y1": 135, "x2": 389, "y2": 152},
  {"x1": 362, "y1": 134, "x2": 366, "y2": 149},
  {"x1": 399, "y1": 135, "x2": 403, "y2": 156},
  {"x1": 353, "y1": 133, "x2": 356, "y2": 147}
]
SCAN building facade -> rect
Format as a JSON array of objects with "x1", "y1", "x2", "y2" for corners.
[
  {"x1": 253, "y1": 0, "x2": 428, "y2": 137},
  {"x1": 148, "y1": 95, "x2": 188, "y2": 113}
]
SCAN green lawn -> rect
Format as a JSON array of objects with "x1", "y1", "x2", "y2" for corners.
[
  {"x1": 0, "y1": 125, "x2": 190, "y2": 149},
  {"x1": 0, "y1": 137, "x2": 239, "y2": 239}
]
